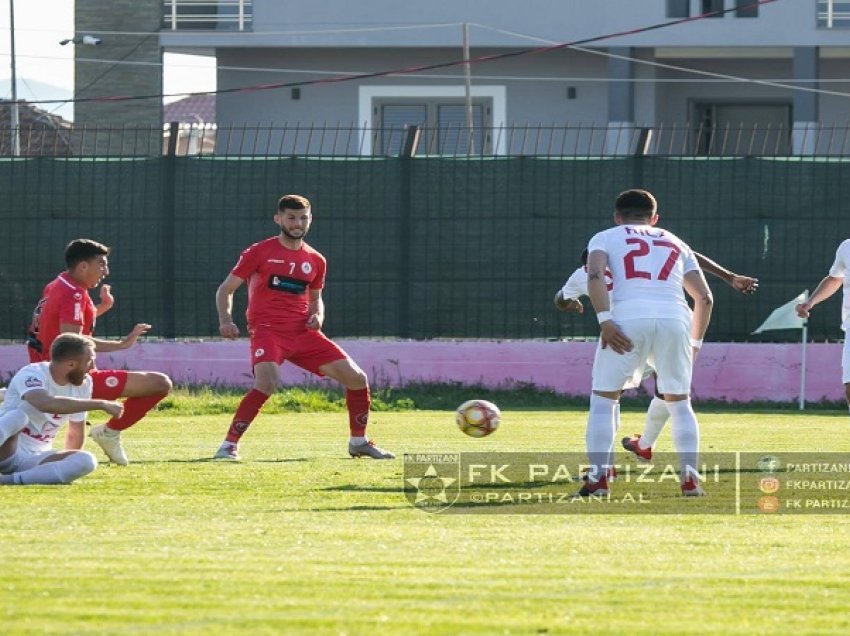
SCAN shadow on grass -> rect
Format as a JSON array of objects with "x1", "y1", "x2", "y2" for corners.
[
  {"x1": 319, "y1": 484, "x2": 403, "y2": 493},
  {"x1": 125, "y1": 457, "x2": 310, "y2": 465}
]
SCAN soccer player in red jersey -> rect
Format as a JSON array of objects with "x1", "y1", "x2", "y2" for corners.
[
  {"x1": 213, "y1": 194, "x2": 394, "y2": 461},
  {"x1": 26, "y1": 239, "x2": 172, "y2": 465}
]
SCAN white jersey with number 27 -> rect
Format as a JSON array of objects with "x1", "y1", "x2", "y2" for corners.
[{"x1": 587, "y1": 224, "x2": 699, "y2": 326}]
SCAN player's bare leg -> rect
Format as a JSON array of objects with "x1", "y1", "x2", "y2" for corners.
[
  {"x1": 90, "y1": 371, "x2": 172, "y2": 466},
  {"x1": 214, "y1": 362, "x2": 277, "y2": 460},
  {"x1": 845, "y1": 383, "x2": 850, "y2": 415},
  {"x1": 319, "y1": 358, "x2": 395, "y2": 460}
]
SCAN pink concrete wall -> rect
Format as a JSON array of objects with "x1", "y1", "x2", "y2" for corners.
[{"x1": 0, "y1": 340, "x2": 841, "y2": 403}]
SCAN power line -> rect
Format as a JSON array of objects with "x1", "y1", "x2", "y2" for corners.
[{"x1": 8, "y1": 0, "x2": 791, "y2": 107}]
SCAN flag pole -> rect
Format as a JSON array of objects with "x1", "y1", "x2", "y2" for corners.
[{"x1": 799, "y1": 289, "x2": 809, "y2": 411}]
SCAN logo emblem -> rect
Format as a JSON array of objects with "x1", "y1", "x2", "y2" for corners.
[
  {"x1": 105, "y1": 376, "x2": 120, "y2": 388},
  {"x1": 254, "y1": 348, "x2": 265, "y2": 358},
  {"x1": 757, "y1": 496, "x2": 780, "y2": 514},
  {"x1": 24, "y1": 376, "x2": 43, "y2": 388},
  {"x1": 759, "y1": 476, "x2": 781, "y2": 495},
  {"x1": 301, "y1": 262, "x2": 312, "y2": 275},
  {"x1": 404, "y1": 454, "x2": 461, "y2": 513},
  {"x1": 757, "y1": 455, "x2": 781, "y2": 473}
]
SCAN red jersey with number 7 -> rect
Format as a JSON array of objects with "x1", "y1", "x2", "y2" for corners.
[
  {"x1": 231, "y1": 237, "x2": 327, "y2": 332},
  {"x1": 27, "y1": 272, "x2": 96, "y2": 362},
  {"x1": 586, "y1": 224, "x2": 699, "y2": 325}
]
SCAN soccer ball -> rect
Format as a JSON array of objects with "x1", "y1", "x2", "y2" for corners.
[{"x1": 455, "y1": 399, "x2": 501, "y2": 438}]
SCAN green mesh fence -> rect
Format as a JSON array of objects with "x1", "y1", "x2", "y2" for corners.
[{"x1": 0, "y1": 155, "x2": 848, "y2": 343}]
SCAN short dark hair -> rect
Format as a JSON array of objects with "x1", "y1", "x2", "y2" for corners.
[
  {"x1": 51, "y1": 333, "x2": 94, "y2": 362},
  {"x1": 614, "y1": 189, "x2": 657, "y2": 220},
  {"x1": 65, "y1": 239, "x2": 110, "y2": 269},
  {"x1": 277, "y1": 194, "x2": 311, "y2": 213}
]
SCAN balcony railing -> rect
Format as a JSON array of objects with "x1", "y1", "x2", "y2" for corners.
[
  {"x1": 817, "y1": 0, "x2": 850, "y2": 27},
  {"x1": 162, "y1": 0, "x2": 252, "y2": 31}
]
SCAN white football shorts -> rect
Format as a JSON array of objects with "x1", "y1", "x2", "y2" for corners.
[
  {"x1": 592, "y1": 318, "x2": 693, "y2": 395},
  {"x1": 0, "y1": 447, "x2": 56, "y2": 474},
  {"x1": 842, "y1": 337, "x2": 850, "y2": 384}
]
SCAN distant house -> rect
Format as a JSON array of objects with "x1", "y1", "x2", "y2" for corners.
[
  {"x1": 163, "y1": 95, "x2": 216, "y2": 155},
  {"x1": 0, "y1": 101, "x2": 73, "y2": 156}
]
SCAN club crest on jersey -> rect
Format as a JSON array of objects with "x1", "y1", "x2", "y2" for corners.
[
  {"x1": 73, "y1": 293, "x2": 82, "y2": 300},
  {"x1": 105, "y1": 376, "x2": 120, "y2": 388},
  {"x1": 24, "y1": 376, "x2": 43, "y2": 388},
  {"x1": 254, "y1": 348, "x2": 265, "y2": 358},
  {"x1": 301, "y1": 262, "x2": 312, "y2": 275}
]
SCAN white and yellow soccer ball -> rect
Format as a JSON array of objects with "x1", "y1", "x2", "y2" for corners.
[{"x1": 455, "y1": 399, "x2": 501, "y2": 438}]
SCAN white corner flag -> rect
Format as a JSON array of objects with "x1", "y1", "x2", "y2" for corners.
[
  {"x1": 752, "y1": 291, "x2": 808, "y2": 334},
  {"x1": 752, "y1": 290, "x2": 809, "y2": 410}
]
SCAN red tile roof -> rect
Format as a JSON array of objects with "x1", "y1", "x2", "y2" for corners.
[{"x1": 164, "y1": 95, "x2": 216, "y2": 124}]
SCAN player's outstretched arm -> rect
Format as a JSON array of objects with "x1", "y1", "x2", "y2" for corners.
[
  {"x1": 683, "y1": 269, "x2": 714, "y2": 351},
  {"x1": 797, "y1": 275, "x2": 843, "y2": 318},
  {"x1": 23, "y1": 390, "x2": 124, "y2": 419},
  {"x1": 59, "y1": 322, "x2": 151, "y2": 352},
  {"x1": 216, "y1": 274, "x2": 244, "y2": 339},
  {"x1": 693, "y1": 252, "x2": 758, "y2": 295}
]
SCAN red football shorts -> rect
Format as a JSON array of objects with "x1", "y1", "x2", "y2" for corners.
[
  {"x1": 89, "y1": 369, "x2": 129, "y2": 400},
  {"x1": 249, "y1": 326, "x2": 347, "y2": 376}
]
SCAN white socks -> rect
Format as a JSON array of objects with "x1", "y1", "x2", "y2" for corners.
[
  {"x1": 2, "y1": 451, "x2": 98, "y2": 485},
  {"x1": 349, "y1": 436, "x2": 367, "y2": 445},
  {"x1": 639, "y1": 396, "x2": 670, "y2": 450},
  {"x1": 667, "y1": 399, "x2": 700, "y2": 482},
  {"x1": 586, "y1": 394, "x2": 618, "y2": 482}
]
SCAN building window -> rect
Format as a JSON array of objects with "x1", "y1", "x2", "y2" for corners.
[
  {"x1": 375, "y1": 99, "x2": 491, "y2": 155},
  {"x1": 693, "y1": 103, "x2": 791, "y2": 155},
  {"x1": 666, "y1": 0, "x2": 690, "y2": 18},
  {"x1": 702, "y1": 0, "x2": 725, "y2": 16},
  {"x1": 735, "y1": 0, "x2": 759, "y2": 17},
  {"x1": 817, "y1": 0, "x2": 850, "y2": 28}
]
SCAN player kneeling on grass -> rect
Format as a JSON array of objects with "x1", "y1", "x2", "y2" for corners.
[
  {"x1": 0, "y1": 333, "x2": 123, "y2": 486},
  {"x1": 213, "y1": 194, "x2": 394, "y2": 461}
]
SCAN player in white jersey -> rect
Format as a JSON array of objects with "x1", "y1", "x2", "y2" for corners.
[
  {"x1": 555, "y1": 249, "x2": 757, "y2": 465},
  {"x1": 0, "y1": 333, "x2": 124, "y2": 486},
  {"x1": 796, "y1": 238, "x2": 850, "y2": 411},
  {"x1": 577, "y1": 189, "x2": 713, "y2": 497}
]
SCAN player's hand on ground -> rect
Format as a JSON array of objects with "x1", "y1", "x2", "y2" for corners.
[
  {"x1": 121, "y1": 323, "x2": 152, "y2": 349},
  {"x1": 731, "y1": 275, "x2": 758, "y2": 295},
  {"x1": 99, "y1": 401, "x2": 124, "y2": 419},
  {"x1": 305, "y1": 313, "x2": 323, "y2": 330},
  {"x1": 98, "y1": 284, "x2": 115, "y2": 311},
  {"x1": 796, "y1": 303, "x2": 811, "y2": 319},
  {"x1": 219, "y1": 322, "x2": 239, "y2": 339},
  {"x1": 599, "y1": 321, "x2": 633, "y2": 355}
]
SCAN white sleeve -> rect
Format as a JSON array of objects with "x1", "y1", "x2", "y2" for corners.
[
  {"x1": 681, "y1": 244, "x2": 700, "y2": 274},
  {"x1": 13, "y1": 367, "x2": 48, "y2": 398},
  {"x1": 829, "y1": 241, "x2": 849, "y2": 278},
  {"x1": 587, "y1": 231, "x2": 607, "y2": 255},
  {"x1": 560, "y1": 267, "x2": 588, "y2": 300}
]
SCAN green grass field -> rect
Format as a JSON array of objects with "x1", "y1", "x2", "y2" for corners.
[{"x1": 2, "y1": 404, "x2": 850, "y2": 635}]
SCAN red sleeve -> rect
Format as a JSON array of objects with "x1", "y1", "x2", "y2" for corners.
[
  {"x1": 56, "y1": 287, "x2": 85, "y2": 326},
  {"x1": 231, "y1": 244, "x2": 262, "y2": 280},
  {"x1": 310, "y1": 254, "x2": 326, "y2": 290}
]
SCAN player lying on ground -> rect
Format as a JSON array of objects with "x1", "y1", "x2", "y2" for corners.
[
  {"x1": 0, "y1": 334, "x2": 124, "y2": 486},
  {"x1": 555, "y1": 248, "x2": 757, "y2": 464},
  {"x1": 26, "y1": 239, "x2": 172, "y2": 466},
  {"x1": 214, "y1": 194, "x2": 394, "y2": 461}
]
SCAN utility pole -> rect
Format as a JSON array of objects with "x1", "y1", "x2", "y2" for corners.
[
  {"x1": 9, "y1": 0, "x2": 20, "y2": 155},
  {"x1": 462, "y1": 23, "x2": 474, "y2": 153}
]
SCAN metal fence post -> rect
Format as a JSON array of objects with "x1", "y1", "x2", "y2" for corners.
[
  {"x1": 397, "y1": 125, "x2": 420, "y2": 338},
  {"x1": 160, "y1": 122, "x2": 179, "y2": 339}
]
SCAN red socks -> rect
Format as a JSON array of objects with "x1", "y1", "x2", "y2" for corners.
[
  {"x1": 346, "y1": 388, "x2": 370, "y2": 437},
  {"x1": 105, "y1": 393, "x2": 168, "y2": 431},
  {"x1": 226, "y1": 389, "x2": 270, "y2": 443}
]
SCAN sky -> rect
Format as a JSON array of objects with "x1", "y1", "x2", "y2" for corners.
[{"x1": 0, "y1": 0, "x2": 216, "y2": 120}]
